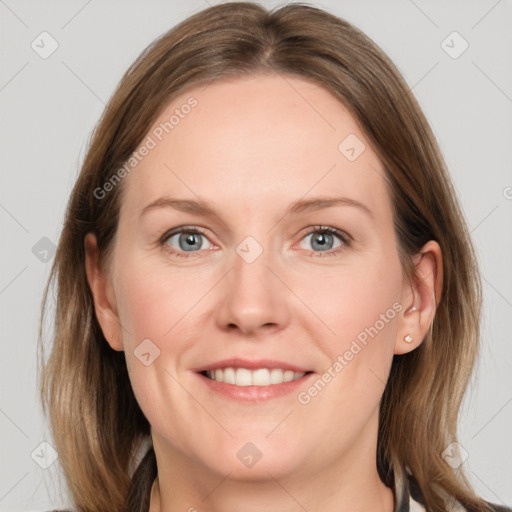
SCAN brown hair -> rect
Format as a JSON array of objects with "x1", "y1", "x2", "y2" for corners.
[{"x1": 39, "y1": 2, "x2": 493, "y2": 511}]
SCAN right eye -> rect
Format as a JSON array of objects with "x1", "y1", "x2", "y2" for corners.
[{"x1": 161, "y1": 226, "x2": 215, "y2": 258}]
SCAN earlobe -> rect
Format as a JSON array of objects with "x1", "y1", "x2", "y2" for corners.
[
  {"x1": 84, "y1": 233, "x2": 124, "y2": 351},
  {"x1": 394, "y1": 240, "x2": 443, "y2": 355}
]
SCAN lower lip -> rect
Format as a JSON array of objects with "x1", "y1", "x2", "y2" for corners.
[{"x1": 196, "y1": 372, "x2": 314, "y2": 402}]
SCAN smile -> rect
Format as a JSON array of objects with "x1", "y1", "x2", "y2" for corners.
[{"x1": 202, "y1": 367, "x2": 308, "y2": 386}]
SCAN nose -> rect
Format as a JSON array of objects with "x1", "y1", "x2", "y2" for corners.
[{"x1": 215, "y1": 240, "x2": 290, "y2": 338}]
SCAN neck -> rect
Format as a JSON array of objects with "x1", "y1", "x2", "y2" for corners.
[
  {"x1": 148, "y1": 417, "x2": 395, "y2": 512},
  {"x1": 149, "y1": 467, "x2": 394, "y2": 512}
]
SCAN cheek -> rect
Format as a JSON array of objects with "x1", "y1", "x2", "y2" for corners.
[
  {"x1": 293, "y1": 253, "x2": 402, "y2": 419},
  {"x1": 294, "y1": 261, "x2": 402, "y2": 420},
  {"x1": 299, "y1": 256, "x2": 402, "y2": 356},
  {"x1": 114, "y1": 255, "x2": 201, "y2": 346},
  {"x1": 112, "y1": 257, "x2": 208, "y2": 443}
]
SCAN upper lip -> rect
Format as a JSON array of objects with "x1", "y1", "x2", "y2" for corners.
[{"x1": 192, "y1": 358, "x2": 312, "y2": 373}]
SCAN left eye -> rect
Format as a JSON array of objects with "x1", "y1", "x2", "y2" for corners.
[{"x1": 299, "y1": 227, "x2": 345, "y2": 253}]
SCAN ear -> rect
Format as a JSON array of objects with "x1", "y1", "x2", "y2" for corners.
[
  {"x1": 84, "y1": 233, "x2": 124, "y2": 351},
  {"x1": 394, "y1": 240, "x2": 443, "y2": 355}
]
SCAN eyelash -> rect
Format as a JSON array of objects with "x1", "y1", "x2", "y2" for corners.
[{"x1": 160, "y1": 225, "x2": 351, "y2": 259}]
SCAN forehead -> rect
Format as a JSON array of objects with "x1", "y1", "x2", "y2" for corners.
[{"x1": 120, "y1": 73, "x2": 389, "y2": 222}]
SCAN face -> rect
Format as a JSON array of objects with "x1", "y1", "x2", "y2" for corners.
[{"x1": 87, "y1": 73, "x2": 435, "y2": 484}]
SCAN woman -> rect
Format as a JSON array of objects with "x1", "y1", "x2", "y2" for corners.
[{"x1": 38, "y1": 2, "x2": 511, "y2": 511}]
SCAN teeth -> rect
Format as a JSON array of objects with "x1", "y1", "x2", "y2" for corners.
[
  {"x1": 236, "y1": 368, "x2": 252, "y2": 386},
  {"x1": 223, "y1": 367, "x2": 235, "y2": 384},
  {"x1": 253, "y1": 368, "x2": 270, "y2": 386},
  {"x1": 205, "y1": 367, "x2": 306, "y2": 386}
]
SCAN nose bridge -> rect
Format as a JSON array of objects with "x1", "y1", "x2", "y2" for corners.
[
  {"x1": 233, "y1": 234, "x2": 272, "y2": 290},
  {"x1": 215, "y1": 232, "x2": 289, "y2": 335}
]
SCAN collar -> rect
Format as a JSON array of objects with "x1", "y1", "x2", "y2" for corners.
[{"x1": 393, "y1": 468, "x2": 426, "y2": 512}]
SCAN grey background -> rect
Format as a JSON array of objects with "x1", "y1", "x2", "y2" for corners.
[{"x1": 1, "y1": 0, "x2": 511, "y2": 510}]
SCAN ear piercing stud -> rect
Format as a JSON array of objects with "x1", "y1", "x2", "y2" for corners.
[{"x1": 404, "y1": 334, "x2": 413, "y2": 343}]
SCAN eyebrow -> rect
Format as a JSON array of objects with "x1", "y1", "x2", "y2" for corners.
[{"x1": 139, "y1": 195, "x2": 374, "y2": 222}]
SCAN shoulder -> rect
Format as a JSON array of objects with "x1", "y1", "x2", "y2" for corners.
[
  {"x1": 409, "y1": 495, "x2": 512, "y2": 512},
  {"x1": 407, "y1": 473, "x2": 512, "y2": 512},
  {"x1": 454, "y1": 501, "x2": 512, "y2": 512},
  {"x1": 474, "y1": 505, "x2": 512, "y2": 512}
]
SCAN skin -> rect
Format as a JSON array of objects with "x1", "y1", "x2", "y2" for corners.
[{"x1": 85, "y1": 73, "x2": 442, "y2": 512}]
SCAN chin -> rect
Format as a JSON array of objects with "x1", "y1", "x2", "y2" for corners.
[{"x1": 197, "y1": 435, "x2": 304, "y2": 481}]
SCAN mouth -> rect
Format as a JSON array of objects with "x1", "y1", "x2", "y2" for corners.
[
  {"x1": 194, "y1": 359, "x2": 315, "y2": 401},
  {"x1": 200, "y1": 367, "x2": 313, "y2": 386}
]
